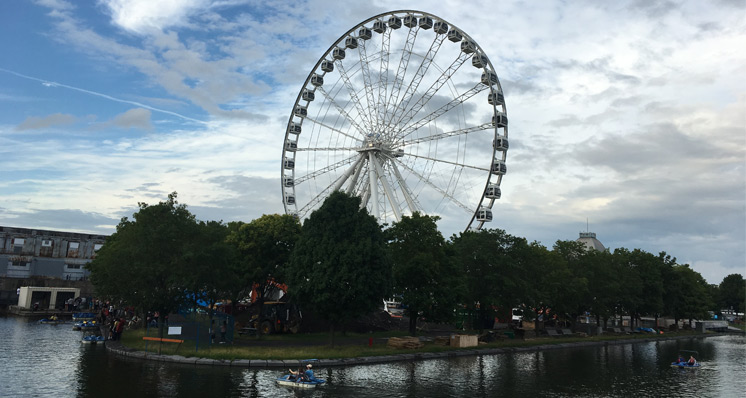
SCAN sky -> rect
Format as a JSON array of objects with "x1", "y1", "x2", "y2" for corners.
[{"x1": 1, "y1": 0, "x2": 744, "y2": 285}]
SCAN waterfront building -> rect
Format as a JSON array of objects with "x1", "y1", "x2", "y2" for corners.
[
  {"x1": 0, "y1": 226, "x2": 107, "y2": 308},
  {"x1": 0, "y1": 225, "x2": 107, "y2": 280}
]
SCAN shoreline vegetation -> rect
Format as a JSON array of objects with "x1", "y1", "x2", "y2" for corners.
[{"x1": 113, "y1": 328, "x2": 744, "y2": 364}]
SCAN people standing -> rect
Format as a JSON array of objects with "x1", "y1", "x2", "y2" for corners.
[{"x1": 220, "y1": 320, "x2": 227, "y2": 343}]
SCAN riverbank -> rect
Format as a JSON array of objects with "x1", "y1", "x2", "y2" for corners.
[{"x1": 105, "y1": 330, "x2": 743, "y2": 369}]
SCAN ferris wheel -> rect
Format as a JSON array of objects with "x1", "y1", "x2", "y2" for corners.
[{"x1": 281, "y1": 10, "x2": 508, "y2": 231}]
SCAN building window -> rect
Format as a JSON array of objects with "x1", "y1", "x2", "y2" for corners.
[
  {"x1": 67, "y1": 242, "x2": 80, "y2": 257},
  {"x1": 12, "y1": 238, "x2": 25, "y2": 254},
  {"x1": 94, "y1": 243, "x2": 103, "y2": 251},
  {"x1": 66, "y1": 264, "x2": 82, "y2": 269},
  {"x1": 10, "y1": 259, "x2": 29, "y2": 267},
  {"x1": 40, "y1": 239, "x2": 54, "y2": 257}
]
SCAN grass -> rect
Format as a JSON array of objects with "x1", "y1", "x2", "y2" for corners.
[{"x1": 118, "y1": 328, "x2": 710, "y2": 361}]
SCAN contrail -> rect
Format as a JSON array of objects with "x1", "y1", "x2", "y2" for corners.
[{"x1": 0, "y1": 67, "x2": 207, "y2": 125}]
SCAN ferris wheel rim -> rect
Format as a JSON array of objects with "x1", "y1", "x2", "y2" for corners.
[{"x1": 281, "y1": 10, "x2": 508, "y2": 231}]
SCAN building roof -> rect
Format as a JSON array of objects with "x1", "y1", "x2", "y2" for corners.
[{"x1": 577, "y1": 232, "x2": 606, "y2": 251}]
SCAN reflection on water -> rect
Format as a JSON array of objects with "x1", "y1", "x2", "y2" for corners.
[{"x1": 1, "y1": 315, "x2": 744, "y2": 397}]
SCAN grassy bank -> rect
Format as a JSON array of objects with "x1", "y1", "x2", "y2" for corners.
[{"x1": 119, "y1": 328, "x2": 712, "y2": 361}]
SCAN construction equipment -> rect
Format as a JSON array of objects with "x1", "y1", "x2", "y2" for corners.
[{"x1": 250, "y1": 301, "x2": 302, "y2": 334}]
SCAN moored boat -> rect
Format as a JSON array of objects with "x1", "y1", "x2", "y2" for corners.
[
  {"x1": 81, "y1": 334, "x2": 106, "y2": 344},
  {"x1": 72, "y1": 312, "x2": 96, "y2": 321},
  {"x1": 73, "y1": 320, "x2": 99, "y2": 331}
]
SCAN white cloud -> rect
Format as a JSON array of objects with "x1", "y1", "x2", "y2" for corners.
[
  {"x1": 15, "y1": 113, "x2": 76, "y2": 130},
  {"x1": 101, "y1": 0, "x2": 211, "y2": 34}
]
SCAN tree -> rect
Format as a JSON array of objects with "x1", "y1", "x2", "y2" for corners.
[
  {"x1": 450, "y1": 229, "x2": 533, "y2": 331},
  {"x1": 227, "y1": 214, "x2": 301, "y2": 304},
  {"x1": 286, "y1": 191, "x2": 391, "y2": 345},
  {"x1": 87, "y1": 192, "x2": 199, "y2": 340},
  {"x1": 180, "y1": 221, "x2": 237, "y2": 316},
  {"x1": 718, "y1": 273, "x2": 745, "y2": 314},
  {"x1": 547, "y1": 240, "x2": 590, "y2": 328},
  {"x1": 386, "y1": 212, "x2": 458, "y2": 335}
]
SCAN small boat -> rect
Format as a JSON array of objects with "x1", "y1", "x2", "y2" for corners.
[
  {"x1": 275, "y1": 375, "x2": 326, "y2": 388},
  {"x1": 81, "y1": 334, "x2": 106, "y2": 344},
  {"x1": 39, "y1": 318, "x2": 64, "y2": 325},
  {"x1": 72, "y1": 312, "x2": 96, "y2": 321},
  {"x1": 671, "y1": 361, "x2": 700, "y2": 368},
  {"x1": 73, "y1": 320, "x2": 99, "y2": 331},
  {"x1": 672, "y1": 350, "x2": 700, "y2": 368}
]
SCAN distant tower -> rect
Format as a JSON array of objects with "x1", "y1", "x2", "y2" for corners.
[
  {"x1": 577, "y1": 231, "x2": 606, "y2": 251},
  {"x1": 577, "y1": 219, "x2": 605, "y2": 251}
]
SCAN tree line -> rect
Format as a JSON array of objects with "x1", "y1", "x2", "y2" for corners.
[{"x1": 88, "y1": 192, "x2": 745, "y2": 338}]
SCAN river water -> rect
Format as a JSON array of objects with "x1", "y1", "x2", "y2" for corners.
[{"x1": 1, "y1": 316, "x2": 744, "y2": 397}]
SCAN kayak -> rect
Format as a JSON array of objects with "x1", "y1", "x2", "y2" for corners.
[
  {"x1": 671, "y1": 361, "x2": 700, "y2": 368},
  {"x1": 275, "y1": 375, "x2": 326, "y2": 388}
]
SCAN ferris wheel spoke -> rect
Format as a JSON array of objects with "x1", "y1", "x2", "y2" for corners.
[
  {"x1": 297, "y1": 172, "x2": 350, "y2": 219},
  {"x1": 394, "y1": 159, "x2": 474, "y2": 214},
  {"x1": 357, "y1": 39, "x2": 380, "y2": 131},
  {"x1": 315, "y1": 86, "x2": 367, "y2": 135},
  {"x1": 397, "y1": 83, "x2": 488, "y2": 140},
  {"x1": 336, "y1": 58, "x2": 374, "y2": 132},
  {"x1": 390, "y1": 34, "x2": 446, "y2": 130},
  {"x1": 296, "y1": 147, "x2": 358, "y2": 152},
  {"x1": 394, "y1": 51, "x2": 471, "y2": 134},
  {"x1": 397, "y1": 122, "x2": 493, "y2": 147},
  {"x1": 403, "y1": 152, "x2": 490, "y2": 172},
  {"x1": 383, "y1": 26, "x2": 419, "y2": 133},
  {"x1": 376, "y1": 28, "x2": 392, "y2": 131},
  {"x1": 294, "y1": 155, "x2": 358, "y2": 185},
  {"x1": 304, "y1": 116, "x2": 360, "y2": 142}
]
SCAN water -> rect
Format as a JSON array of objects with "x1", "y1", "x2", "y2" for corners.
[{"x1": 1, "y1": 316, "x2": 744, "y2": 397}]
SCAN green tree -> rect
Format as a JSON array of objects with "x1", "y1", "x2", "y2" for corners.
[
  {"x1": 670, "y1": 264, "x2": 713, "y2": 325},
  {"x1": 286, "y1": 191, "x2": 391, "y2": 345},
  {"x1": 450, "y1": 229, "x2": 533, "y2": 331},
  {"x1": 386, "y1": 212, "x2": 457, "y2": 336},
  {"x1": 549, "y1": 240, "x2": 591, "y2": 327},
  {"x1": 180, "y1": 221, "x2": 237, "y2": 315},
  {"x1": 227, "y1": 214, "x2": 301, "y2": 304},
  {"x1": 87, "y1": 192, "x2": 199, "y2": 340},
  {"x1": 718, "y1": 273, "x2": 745, "y2": 314}
]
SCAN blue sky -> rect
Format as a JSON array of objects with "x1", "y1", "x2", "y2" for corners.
[{"x1": 1, "y1": 0, "x2": 744, "y2": 285}]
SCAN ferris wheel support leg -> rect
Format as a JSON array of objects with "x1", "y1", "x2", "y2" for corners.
[
  {"x1": 389, "y1": 160, "x2": 418, "y2": 213},
  {"x1": 368, "y1": 152, "x2": 380, "y2": 218},
  {"x1": 346, "y1": 158, "x2": 365, "y2": 195},
  {"x1": 370, "y1": 154, "x2": 401, "y2": 222}
]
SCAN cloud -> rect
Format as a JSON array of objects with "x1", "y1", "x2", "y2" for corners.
[
  {"x1": 101, "y1": 0, "x2": 210, "y2": 34},
  {"x1": 109, "y1": 108, "x2": 153, "y2": 130},
  {"x1": 15, "y1": 113, "x2": 76, "y2": 130}
]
